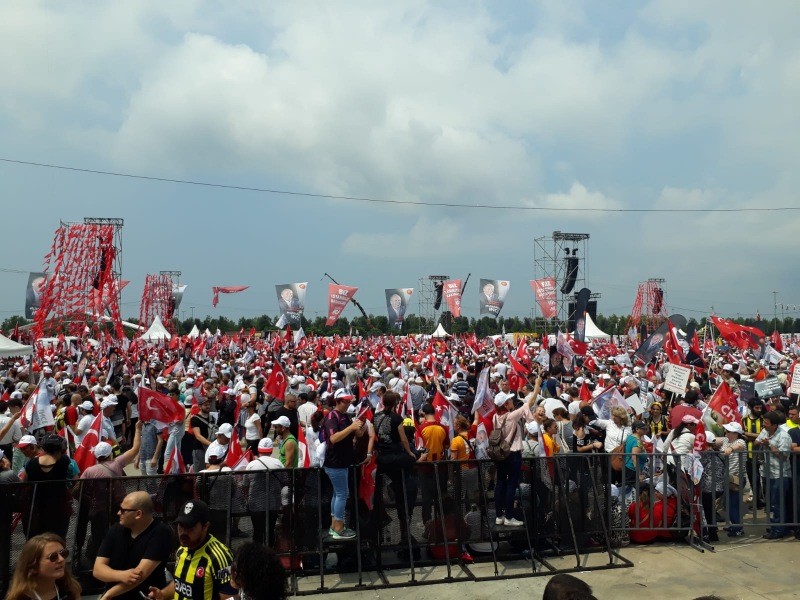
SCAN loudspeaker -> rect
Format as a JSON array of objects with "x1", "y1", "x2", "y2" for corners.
[
  {"x1": 439, "y1": 310, "x2": 453, "y2": 331},
  {"x1": 560, "y1": 256, "x2": 579, "y2": 294},
  {"x1": 567, "y1": 300, "x2": 597, "y2": 332},
  {"x1": 433, "y1": 281, "x2": 443, "y2": 310},
  {"x1": 653, "y1": 288, "x2": 663, "y2": 314}
]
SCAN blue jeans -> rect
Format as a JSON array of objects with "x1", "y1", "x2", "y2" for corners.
[
  {"x1": 768, "y1": 478, "x2": 790, "y2": 536},
  {"x1": 495, "y1": 451, "x2": 522, "y2": 518},
  {"x1": 324, "y1": 466, "x2": 349, "y2": 522},
  {"x1": 727, "y1": 488, "x2": 742, "y2": 531}
]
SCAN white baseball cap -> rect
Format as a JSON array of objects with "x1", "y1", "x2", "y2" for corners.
[
  {"x1": 217, "y1": 423, "x2": 233, "y2": 438},
  {"x1": 17, "y1": 435, "x2": 37, "y2": 448},
  {"x1": 93, "y1": 442, "x2": 113, "y2": 459},
  {"x1": 100, "y1": 397, "x2": 118, "y2": 409},
  {"x1": 334, "y1": 388, "x2": 354, "y2": 401},
  {"x1": 272, "y1": 416, "x2": 291, "y2": 428},
  {"x1": 257, "y1": 438, "x2": 274, "y2": 454},
  {"x1": 79, "y1": 400, "x2": 94, "y2": 411}
]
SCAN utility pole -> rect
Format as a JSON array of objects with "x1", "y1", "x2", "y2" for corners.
[
  {"x1": 773, "y1": 290, "x2": 778, "y2": 332},
  {"x1": 190, "y1": 306, "x2": 195, "y2": 320}
]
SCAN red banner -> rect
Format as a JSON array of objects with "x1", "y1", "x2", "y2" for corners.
[
  {"x1": 530, "y1": 278, "x2": 557, "y2": 319},
  {"x1": 326, "y1": 283, "x2": 359, "y2": 326},
  {"x1": 443, "y1": 279, "x2": 462, "y2": 317},
  {"x1": 212, "y1": 286, "x2": 249, "y2": 307},
  {"x1": 707, "y1": 381, "x2": 741, "y2": 424}
]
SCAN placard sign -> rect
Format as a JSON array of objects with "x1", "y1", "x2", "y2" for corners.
[
  {"x1": 738, "y1": 380, "x2": 755, "y2": 403},
  {"x1": 663, "y1": 364, "x2": 692, "y2": 396},
  {"x1": 754, "y1": 376, "x2": 784, "y2": 399},
  {"x1": 789, "y1": 363, "x2": 800, "y2": 395},
  {"x1": 626, "y1": 394, "x2": 645, "y2": 416}
]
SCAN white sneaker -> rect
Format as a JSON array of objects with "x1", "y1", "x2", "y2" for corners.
[
  {"x1": 495, "y1": 517, "x2": 505, "y2": 525},
  {"x1": 504, "y1": 517, "x2": 524, "y2": 527}
]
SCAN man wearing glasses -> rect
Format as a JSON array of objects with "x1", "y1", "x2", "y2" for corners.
[{"x1": 93, "y1": 491, "x2": 175, "y2": 600}]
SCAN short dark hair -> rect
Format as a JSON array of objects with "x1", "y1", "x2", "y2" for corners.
[
  {"x1": 382, "y1": 391, "x2": 400, "y2": 412},
  {"x1": 763, "y1": 410, "x2": 785, "y2": 426},
  {"x1": 421, "y1": 403, "x2": 435, "y2": 416},
  {"x1": 543, "y1": 573, "x2": 595, "y2": 600}
]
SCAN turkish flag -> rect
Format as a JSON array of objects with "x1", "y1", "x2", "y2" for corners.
[
  {"x1": 359, "y1": 455, "x2": 378, "y2": 509},
  {"x1": 508, "y1": 354, "x2": 531, "y2": 377},
  {"x1": 771, "y1": 330, "x2": 783, "y2": 352},
  {"x1": 264, "y1": 362, "x2": 288, "y2": 400},
  {"x1": 225, "y1": 438, "x2": 245, "y2": 468},
  {"x1": 711, "y1": 316, "x2": 764, "y2": 350},
  {"x1": 138, "y1": 386, "x2": 185, "y2": 423},
  {"x1": 579, "y1": 381, "x2": 592, "y2": 402},
  {"x1": 74, "y1": 413, "x2": 103, "y2": 472},
  {"x1": 297, "y1": 426, "x2": 311, "y2": 468}
]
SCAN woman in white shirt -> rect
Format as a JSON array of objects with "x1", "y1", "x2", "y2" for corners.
[
  {"x1": 590, "y1": 406, "x2": 632, "y2": 485},
  {"x1": 491, "y1": 374, "x2": 542, "y2": 527},
  {"x1": 244, "y1": 397, "x2": 263, "y2": 455}
]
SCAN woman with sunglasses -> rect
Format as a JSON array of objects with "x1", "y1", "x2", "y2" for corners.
[{"x1": 7, "y1": 533, "x2": 82, "y2": 600}]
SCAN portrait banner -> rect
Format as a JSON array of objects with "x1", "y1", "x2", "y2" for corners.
[
  {"x1": 385, "y1": 288, "x2": 413, "y2": 329},
  {"x1": 479, "y1": 279, "x2": 510, "y2": 317},
  {"x1": 276, "y1": 282, "x2": 307, "y2": 327},
  {"x1": 25, "y1": 272, "x2": 50, "y2": 319}
]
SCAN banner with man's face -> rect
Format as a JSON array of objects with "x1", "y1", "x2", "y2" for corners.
[
  {"x1": 443, "y1": 279, "x2": 462, "y2": 317},
  {"x1": 171, "y1": 284, "x2": 187, "y2": 319},
  {"x1": 479, "y1": 279, "x2": 510, "y2": 317},
  {"x1": 276, "y1": 282, "x2": 307, "y2": 327},
  {"x1": 530, "y1": 278, "x2": 557, "y2": 320},
  {"x1": 385, "y1": 288, "x2": 413, "y2": 329},
  {"x1": 25, "y1": 272, "x2": 50, "y2": 319}
]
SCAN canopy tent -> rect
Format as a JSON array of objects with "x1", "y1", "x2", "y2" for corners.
[
  {"x1": 573, "y1": 313, "x2": 610, "y2": 340},
  {"x1": 139, "y1": 315, "x2": 172, "y2": 341},
  {"x1": 0, "y1": 333, "x2": 33, "y2": 358},
  {"x1": 431, "y1": 323, "x2": 451, "y2": 338},
  {"x1": 188, "y1": 324, "x2": 200, "y2": 338}
]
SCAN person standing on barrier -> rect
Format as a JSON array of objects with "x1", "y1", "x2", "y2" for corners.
[
  {"x1": 623, "y1": 420, "x2": 649, "y2": 501},
  {"x1": 491, "y1": 373, "x2": 542, "y2": 527},
  {"x1": 322, "y1": 388, "x2": 364, "y2": 539},
  {"x1": 742, "y1": 400, "x2": 765, "y2": 508},
  {"x1": 721, "y1": 422, "x2": 746, "y2": 537},
  {"x1": 93, "y1": 491, "x2": 174, "y2": 600},
  {"x1": 756, "y1": 410, "x2": 792, "y2": 539},
  {"x1": 699, "y1": 432, "x2": 725, "y2": 542},
  {"x1": 374, "y1": 391, "x2": 419, "y2": 549},
  {"x1": 591, "y1": 406, "x2": 632, "y2": 486},
  {"x1": 147, "y1": 500, "x2": 235, "y2": 600}
]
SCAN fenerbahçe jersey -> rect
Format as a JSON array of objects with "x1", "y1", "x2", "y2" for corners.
[{"x1": 172, "y1": 535, "x2": 234, "y2": 600}]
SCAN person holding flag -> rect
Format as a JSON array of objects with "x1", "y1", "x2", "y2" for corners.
[
  {"x1": 322, "y1": 388, "x2": 365, "y2": 539},
  {"x1": 491, "y1": 371, "x2": 542, "y2": 527}
]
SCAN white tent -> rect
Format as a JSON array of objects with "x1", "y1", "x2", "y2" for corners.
[
  {"x1": 0, "y1": 333, "x2": 33, "y2": 358},
  {"x1": 573, "y1": 313, "x2": 609, "y2": 340},
  {"x1": 431, "y1": 323, "x2": 450, "y2": 338},
  {"x1": 139, "y1": 315, "x2": 172, "y2": 341},
  {"x1": 188, "y1": 324, "x2": 200, "y2": 338}
]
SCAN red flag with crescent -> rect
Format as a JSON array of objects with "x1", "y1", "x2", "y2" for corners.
[
  {"x1": 74, "y1": 413, "x2": 103, "y2": 472},
  {"x1": 265, "y1": 361, "x2": 288, "y2": 400},
  {"x1": 137, "y1": 386, "x2": 185, "y2": 423}
]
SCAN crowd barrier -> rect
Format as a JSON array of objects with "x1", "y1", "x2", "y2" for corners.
[{"x1": 2, "y1": 449, "x2": 797, "y2": 595}]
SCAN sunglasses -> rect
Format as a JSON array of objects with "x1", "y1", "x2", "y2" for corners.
[{"x1": 45, "y1": 549, "x2": 69, "y2": 562}]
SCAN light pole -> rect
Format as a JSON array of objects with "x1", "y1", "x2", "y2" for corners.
[{"x1": 773, "y1": 290, "x2": 778, "y2": 332}]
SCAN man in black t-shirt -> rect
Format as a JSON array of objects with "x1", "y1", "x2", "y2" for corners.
[
  {"x1": 273, "y1": 393, "x2": 299, "y2": 439},
  {"x1": 93, "y1": 491, "x2": 175, "y2": 600},
  {"x1": 189, "y1": 398, "x2": 215, "y2": 472}
]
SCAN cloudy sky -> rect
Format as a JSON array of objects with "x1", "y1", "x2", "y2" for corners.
[{"x1": 1, "y1": 1, "x2": 798, "y2": 327}]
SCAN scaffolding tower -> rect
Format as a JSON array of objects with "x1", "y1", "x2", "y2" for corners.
[
  {"x1": 33, "y1": 217, "x2": 125, "y2": 340},
  {"x1": 533, "y1": 231, "x2": 598, "y2": 332},
  {"x1": 417, "y1": 275, "x2": 449, "y2": 334},
  {"x1": 626, "y1": 278, "x2": 667, "y2": 339}
]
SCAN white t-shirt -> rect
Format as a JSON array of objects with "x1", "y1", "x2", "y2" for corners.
[
  {"x1": 297, "y1": 402, "x2": 318, "y2": 428},
  {"x1": 244, "y1": 413, "x2": 261, "y2": 441},
  {"x1": 245, "y1": 455, "x2": 284, "y2": 471},
  {"x1": 75, "y1": 414, "x2": 95, "y2": 444}
]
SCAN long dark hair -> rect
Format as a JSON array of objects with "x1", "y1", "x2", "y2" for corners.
[{"x1": 232, "y1": 542, "x2": 288, "y2": 600}]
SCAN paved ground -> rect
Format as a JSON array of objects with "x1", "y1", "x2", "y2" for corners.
[{"x1": 306, "y1": 536, "x2": 800, "y2": 600}]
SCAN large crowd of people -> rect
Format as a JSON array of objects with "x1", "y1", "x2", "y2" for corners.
[{"x1": 1, "y1": 327, "x2": 800, "y2": 599}]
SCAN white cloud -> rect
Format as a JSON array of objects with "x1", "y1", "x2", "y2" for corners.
[{"x1": 533, "y1": 182, "x2": 621, "y2": 214}]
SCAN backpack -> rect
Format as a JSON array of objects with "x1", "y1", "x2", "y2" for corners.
[{"x1": 487, "y1": 414, "x2": 514, "y2": 461}]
